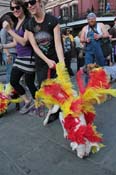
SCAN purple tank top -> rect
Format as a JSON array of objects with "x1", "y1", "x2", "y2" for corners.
[{"x1": 15, "y1": 26, "x2": 33, "y2": 57}]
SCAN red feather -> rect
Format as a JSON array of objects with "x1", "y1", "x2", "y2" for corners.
[
  {"x1": 64, "y1": 114, "x2": 80, "y2": 132},
  {"x1": 70, "y1": 98, "x2": 83, "y2": 113},
  {"x1": 84, "y1": 124, "x2": 102, "y2": 143},
  {"x1": 76, "y1": 69, "x2": 86, "y2": 94},
  {"x1": 43, "y1": 83, "x2": 69, "y2": 104},
  {"x1": 87, "y1": 69, "x2": 110, "y2": 89},
  {"x1": 84, "y1": 112, "x2": 95, "y2": 124}
]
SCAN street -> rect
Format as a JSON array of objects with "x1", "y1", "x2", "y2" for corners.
[{"x1": 0, "y1": 62, "x2": 116, "y2": 175}]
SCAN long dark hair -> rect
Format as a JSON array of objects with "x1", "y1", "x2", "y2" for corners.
[
  {"x1": 0, "y1": 12, "x2": 17, "y2": 30},
  {"x1": 10, "y1": 0, "x2": 30, "y2": 17}
]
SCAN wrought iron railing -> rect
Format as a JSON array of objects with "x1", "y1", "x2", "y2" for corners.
[{"x1": 59, "y1": 10, "x2": 116, "y2": 24}]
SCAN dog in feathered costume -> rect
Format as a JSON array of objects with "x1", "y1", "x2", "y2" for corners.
[
  {"x1": 0, "y1": 83, "x2": 22, "y2": 116},
  {"x1": 35, "y1": 62, "x2": 116, "y2": 158}
]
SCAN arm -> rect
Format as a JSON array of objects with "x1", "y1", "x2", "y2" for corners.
[
  {"x1": 109, "y1": 28, "x2": 116, "y2": 41},
  {"x1": 53, "y1": 24, "x2": 65, "y2": 63},
  {"x1": 1, "y1": 29, "x2": 13, "y2": 63},
  {"x1": 93, "y1": 23, "x2": 109, "y2": 40},
  {"x1": 3, "y1": 21, "x2": 28, "y2": 46},
  {"x1": 111, "y1": 38, "x2": 116, "y2": 41},
  {"x1": 1, "y1": 29, "x2": 9, "y2": 55},
  {"x1": 100, "y1": 23, "x2": 109, "y2": 38},
  {"x1": 80, "y1": 26, "x2": 90, "y2": 43},
  {"x1": 26, "y1": 30, "x2": 56, "y2": 68},
  {"x1": 80, "y1": 27, "x2": 86, "y2": 43},
  {"x1": 7, "y1": 29, "x2": 28, "y2": 46},
  {"x1": 1, "y1": 41, "x2": 16, "y2": 49}
]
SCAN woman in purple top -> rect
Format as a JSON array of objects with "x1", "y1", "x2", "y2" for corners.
[{"x1": 1, "y1": 0, "x2": 37, "y2": 114}]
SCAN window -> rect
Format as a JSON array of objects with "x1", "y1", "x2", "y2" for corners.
[
  {"x1": 71, "y1": 4, "x2": 78, "y2": 19},
  {"x1": 62, "y1": 7, "x2": 69, "y2": 17}
]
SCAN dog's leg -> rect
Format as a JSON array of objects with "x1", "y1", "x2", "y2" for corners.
[{"x1": 59, "y1": 112, "x2": 68, "y2": 138}]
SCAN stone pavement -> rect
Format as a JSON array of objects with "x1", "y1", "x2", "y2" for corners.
[
  {"x1": 0, "y1": 63, "x2": 116, "y2": 175},
  {"x1": 0, "y1": 95, "x2": 116, "y2": 175}
]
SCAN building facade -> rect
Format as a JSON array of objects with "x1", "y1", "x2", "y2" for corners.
[
  {"x1": 0, "y1": 0, "x2": 116, "y2": 29},
  {"x1": 0, "y1": 0, "x2": 10, "y2": 17},
  {"x1": 45, "y1": 0, "x2": 116, "y2": 24},
  {"x1": 46, "y1": 0, "x2": 99, "y2": 19}
]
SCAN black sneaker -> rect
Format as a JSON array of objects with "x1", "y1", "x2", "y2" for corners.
[
  {"x1": 47, "y1": 109, "x2": 61, "y2": 124},
  {"x1": 16, "y1": 103, "x2": 20, "y2": 111}
]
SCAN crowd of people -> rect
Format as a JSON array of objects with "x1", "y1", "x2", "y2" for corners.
[{"x1": 0, "y1": 0, "x2": 116, "y2": 122}]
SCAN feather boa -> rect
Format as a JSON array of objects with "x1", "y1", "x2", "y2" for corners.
[{"x1": 0, "y1": 83, "x2": 22, "y2": 115}]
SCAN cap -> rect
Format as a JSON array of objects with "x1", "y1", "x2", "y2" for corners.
[{"x1": 87, "y1": 12, "x2": 96, "y2": 20}]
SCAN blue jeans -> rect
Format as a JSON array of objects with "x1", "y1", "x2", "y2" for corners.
[
  {"x1": 85, "y1": 40, "x2": 105, "y2": 66},
  {"x1": 3, "y1": 53, "x2": 17, "y2": 84}
]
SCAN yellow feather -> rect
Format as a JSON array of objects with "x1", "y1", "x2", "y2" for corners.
[
  {"x1": 0, "y1": 83, "x2": 4, "y2": 92},
  {"x1": 4, "y1": 83, "x2": 13, "y2": 95}
]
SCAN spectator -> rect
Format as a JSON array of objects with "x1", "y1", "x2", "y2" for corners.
[
  {"x1": 80, "y1": 12, "x2": 109, "y2": 66},
  {"x1": 66, "y1": 28, "x2": 75, "y2": 57},
  {"x1": 1, "y1": 0, "x2": 37, "y2": 114},
  {"x1": 106, "y1": 2, "x2": 111, "y2": 13},
  {"x1": 0, "y1": 31, "x2": 3, "y2": 65},
  {"x1": 0, "y1": 49, "x2": 3, "y2": 65},
  {"x1": 62, "y1": 29, "x2": 74, "y2": 76},
  {"x1": 104, "y1": 24, "x2": 112, "y2": 66},
  {"x1": 66, "y1": 28, "x2": 74, "y2": 44},
  {"x1": 109, "y1": 18, "x2": 116, "y2": 63},
  {"x1": 74, "y1": 32, "x2": 85, "y2": 71},
  {"x1": 1, "y1": 15, "x2": 17, "y2": 84}
]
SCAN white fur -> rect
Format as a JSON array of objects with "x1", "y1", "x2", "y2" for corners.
[
  {"x1": 59, "y1": 112, "x2": 68, "y2": 138},
  {"x1": 43, "y1": 105, "x2": 60, "y2": 126}
]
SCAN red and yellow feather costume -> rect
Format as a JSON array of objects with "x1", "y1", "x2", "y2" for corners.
[{"x1": 35, "y1": 63, "x2": 116, "y2": 158}]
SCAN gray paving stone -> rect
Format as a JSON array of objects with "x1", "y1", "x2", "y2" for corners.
[
  {"x1": 102, "y1": 146, "x2": 116, "y2": 173},
  {"x1": 17, "y1": 140, "x2": 115, "y2": 175},
  {"x1": 0, "y1": 150, "x2": 26, "y2": 175},
  {"x1": 0, "y1": 63, "x2": 116, "y2": 175},
  {"x1": 0, "y1": 125, "x2": 48, "y2": 160}
]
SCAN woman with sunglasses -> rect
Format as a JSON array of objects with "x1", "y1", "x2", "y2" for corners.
[
  {"x1": 24, "y1": 0, "x2": 65, "y2": 122},
  {"x1": 1, "y1": 0, "x2": 38, "y2": 114}
]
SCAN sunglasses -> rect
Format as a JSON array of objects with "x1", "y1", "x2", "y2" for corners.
[
  {"x1": 10, "y1": 5, "x2": 21, "y2": 11},
  {"x1": 24, "y1": 0, "x2": 36, "y2": 8}
]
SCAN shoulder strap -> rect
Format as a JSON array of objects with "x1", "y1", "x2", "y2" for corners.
[{"x1": 89, "y1": 24, "x2": 99, "y2": 34}]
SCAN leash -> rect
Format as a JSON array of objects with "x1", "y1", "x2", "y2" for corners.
[{"x1": 47, "y1": 64, "x2": 56, "y2": 79}]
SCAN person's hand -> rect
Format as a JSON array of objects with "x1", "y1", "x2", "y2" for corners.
[
  {"x1": 0, "y1": 44, "x2": 3, "y2": 50},
  {"x1": 2, "y1": 21, "x2": 11, "y2": 31},
  {"x1": 94, "y1": 33, "x2": 101, "y2": 40},
  {"x1": 109, "y1": 35, "x2": 112, "y2": 40},
  {"x1": 86, "y1": 38, "x2": 91, "y2": 43},
  {"x1": 7, "y1": 55, "x2": 12, "y2": 64},
  {"x1": 47, "y1": 59, "x2": 56, "y2": 69}
]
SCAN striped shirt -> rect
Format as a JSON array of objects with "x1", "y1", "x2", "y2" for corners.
[
  {"x1": 13, "y1": 17, "x2": 35, "y2": 73},
  {"x1": 13, "y1": 56, "x2": 35, "y2": 73}
]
